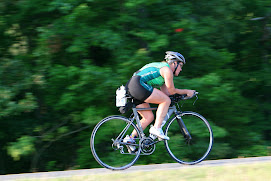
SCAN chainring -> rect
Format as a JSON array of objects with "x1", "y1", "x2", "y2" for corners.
[{"x1": 140, "y1": 137, "x2": 156, "y2": 155}]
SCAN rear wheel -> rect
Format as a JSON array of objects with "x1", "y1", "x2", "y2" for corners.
[
  {"x1": 90, "y1": 116, "x2": 141, "y2": 170},
  {"x1": 164, "y1": 111, "x2": 213, "y2": 164}
]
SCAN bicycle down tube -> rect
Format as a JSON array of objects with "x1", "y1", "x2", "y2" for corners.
[{"x1": 132, "y1": 105, "x2": 177, "y2": 134}]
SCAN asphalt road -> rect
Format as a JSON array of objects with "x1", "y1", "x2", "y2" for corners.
[{"x1": 1, "y1": 156, "x2": 271, "y2": 181}]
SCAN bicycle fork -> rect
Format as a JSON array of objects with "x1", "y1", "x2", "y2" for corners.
[{"x1": 176, "y1": 115, "x2": 192, "y2": 141}]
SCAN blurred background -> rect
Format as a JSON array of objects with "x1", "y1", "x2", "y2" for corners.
[{"x1": 0, "y1": 0, "x2": 270, "y2": 174}]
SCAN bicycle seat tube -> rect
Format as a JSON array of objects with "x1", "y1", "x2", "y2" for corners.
[{"x1": 131, "y1": 107, "x2": 145, "y2": 137}]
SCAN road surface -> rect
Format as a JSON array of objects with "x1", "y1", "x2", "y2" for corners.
[{"x1": 1, "y1": 156, "x2": 271, "y2": 180}]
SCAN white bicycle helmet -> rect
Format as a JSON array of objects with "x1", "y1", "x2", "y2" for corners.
[{"x1": 165, "y1": 51, "x2": 186, "y2": 64}]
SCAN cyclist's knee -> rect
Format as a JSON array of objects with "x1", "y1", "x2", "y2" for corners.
[{"x1": 164, "y1": 96, "x2": 171, "y2": 106}]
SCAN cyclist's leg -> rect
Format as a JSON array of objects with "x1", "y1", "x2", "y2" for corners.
[
  {"x1": 127, "y1": 76, "x2": 170, "y2": 130},
  {"x1": 131, "y1": 103, "x2": 154, "y2": 138},
  {"x1": 144, "y1": 88, "x2": 171, "y2": 129}
]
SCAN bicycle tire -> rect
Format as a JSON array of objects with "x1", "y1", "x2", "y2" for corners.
[
  {"x1": 164, "y1": 111, "x2": 213, "y2": 164},
  {"x1": 90, "y1": 115, "x2": 141, "y2": 170}
]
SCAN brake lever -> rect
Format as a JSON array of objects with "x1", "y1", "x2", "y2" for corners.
[
  {"x1": 193, "y1": 93, "x2": 199, "y2": 105},
  {"x1": 182, "y1": 92, "x2": 199, "y2": 105}
]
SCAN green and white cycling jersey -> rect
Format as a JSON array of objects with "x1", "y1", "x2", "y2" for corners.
[{"x1": 135, "y1": 62, "x2": 170, "y2": 91}]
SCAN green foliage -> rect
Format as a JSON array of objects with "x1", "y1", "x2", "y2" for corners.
[
  {"x1": 0, "y1": 59, "x2": 38, "y2": 117},
  {"x1": 7, "y1": 136, "x2": 36, "y2": 161},
  {"x1": 0, "y1": 0, "x2": 270, "y2": 174}
]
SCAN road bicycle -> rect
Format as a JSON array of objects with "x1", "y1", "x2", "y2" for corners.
[{"x1": 90, "y1": 92, "x2": 213, "y2": 170}]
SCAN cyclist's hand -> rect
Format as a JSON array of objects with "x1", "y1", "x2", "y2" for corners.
[{"x1": 186, "y1": 90, "x2": 196, "y2": 98}]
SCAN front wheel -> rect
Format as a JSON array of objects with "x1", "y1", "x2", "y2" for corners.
[
  {"x1": 90, "y1": 116, "x2": 141, "y2": 170},
  {"x1": 164, "y1": 111, "x2": 213, "y2": 164}
]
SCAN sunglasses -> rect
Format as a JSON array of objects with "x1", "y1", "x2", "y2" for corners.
[{"x1": 176, "y1": 61, "x2": 183, "y2": 69}]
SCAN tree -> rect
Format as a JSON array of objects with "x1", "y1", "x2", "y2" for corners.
[{"x1": 0, "y1": 0, "x2": 270, "y2": 174}]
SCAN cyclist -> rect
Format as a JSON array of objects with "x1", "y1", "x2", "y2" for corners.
[{"x1": 124, "y1": 51, "x2": 195, "y2": 151}]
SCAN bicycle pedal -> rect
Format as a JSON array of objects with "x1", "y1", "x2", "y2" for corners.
[
  {"x1": 149, "y1": 134, "x2": 157, "y2": 140},
  {"x1": 130, "y1": 148, "x2": 138, "y2": 154}
]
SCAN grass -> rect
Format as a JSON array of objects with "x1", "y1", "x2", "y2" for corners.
[{"x1": 18, "y1": 162, "x2": 271, "y2": 181}]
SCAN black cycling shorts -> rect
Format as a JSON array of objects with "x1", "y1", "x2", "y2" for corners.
[{"x1": 126, "y1": 75, "x2": 153, "y2": 105}]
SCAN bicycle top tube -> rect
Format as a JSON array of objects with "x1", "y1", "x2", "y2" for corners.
[{"x1": 135, "y1": 106, "x2": 177, "y2": 111}]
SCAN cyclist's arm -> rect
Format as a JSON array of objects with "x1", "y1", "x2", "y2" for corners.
[
  {"x1": 160, "y1": 84, "x2": 170, "y2": 96},
  {"x1": 160, "y1": 66, "x2": 195, "y2": 97}
]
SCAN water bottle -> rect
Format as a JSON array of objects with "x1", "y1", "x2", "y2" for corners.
[{"x1": 116, "y1": 85, "x2": 127, "y2": 107}]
